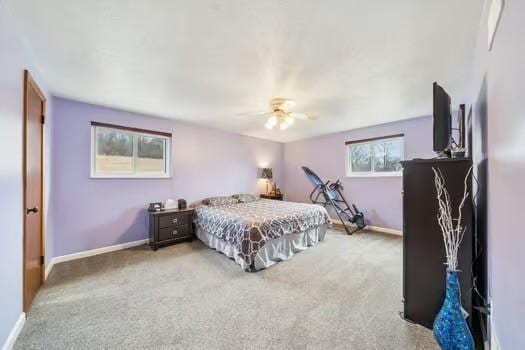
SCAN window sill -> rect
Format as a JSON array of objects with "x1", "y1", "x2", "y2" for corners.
[
  {"x1": 90, "y1": 175, "x2": 172, "y2": 179},
  {"x1": 345, "y1": 173, "x2": 402, "y2": 178}
]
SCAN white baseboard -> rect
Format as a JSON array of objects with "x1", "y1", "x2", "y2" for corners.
[
  {"x1": 491, "y1": 323, "x2": 501, "y2": 350},
  {"x1": 490, "y1": 304, "x2": 501, "y2": 350},
  {"x1": 45, "y1": 238, "x2": 149, "y2": 280},
  {"x1": 331, "y1": 219, "x2": 403, "y2": 236},
  {"x1": 1, "y1": 313, "x2": 25, "y2": 350},
  {"x1": 44, "y1": 261, "x2": 54, "y2": 280},
  {"x1": 366, "y1": 225, "x2": 403, "y2": 236}
]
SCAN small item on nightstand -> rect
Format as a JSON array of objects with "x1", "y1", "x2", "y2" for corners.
[
  {"x1": 178, "y1": 199, "x2": 187, "y2": 210},
  {"x1": 148, "y1": 202, "x2": 163, "y2": 212},
  {"x1": 271, "y1": 181, "x2": 278, "y2": 195},
  {"x1": 164, "y1": 198, "x2": 177, "y2": 209}
]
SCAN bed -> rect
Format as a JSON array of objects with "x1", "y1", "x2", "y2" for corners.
[{"x1": 193, "y1": 195, "x2": 331, "y2": 271}]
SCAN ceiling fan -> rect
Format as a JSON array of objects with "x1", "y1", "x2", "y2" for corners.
[{"x1": 242, "y1": 98, "x2": 318, "y2": 130}]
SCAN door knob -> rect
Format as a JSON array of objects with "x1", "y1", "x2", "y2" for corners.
[{"x1": 26, "y1": 207, "x2": 39, "y2": 214}]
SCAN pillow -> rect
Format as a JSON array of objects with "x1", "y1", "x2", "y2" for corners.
[
  {"x1": 233, "y1": 193, "x2": 259, "y2": 203},
  {"x1": 189, "y1": 200, "x2": 207, "y2": 208},
  {"x1": 207, "y1": 196, "x2": 239, "y2": 207}
]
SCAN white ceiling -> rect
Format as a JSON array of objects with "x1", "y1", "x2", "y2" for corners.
[{"x1": 7, "y1": 0, "x2": 482, "y2": 142}]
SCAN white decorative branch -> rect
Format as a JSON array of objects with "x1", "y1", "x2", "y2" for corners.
[{"x1": 432, "y1": 166, "x2": 472, "y2": 271}]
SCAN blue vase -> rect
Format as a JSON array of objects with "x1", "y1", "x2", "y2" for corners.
[{"x1": 433, "y1": 271, "x2": 475, "y2": 350}]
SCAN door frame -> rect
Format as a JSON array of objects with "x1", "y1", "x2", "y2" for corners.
[{"x1": 23, "y1": 69, "x2": 46, "y2": 311}]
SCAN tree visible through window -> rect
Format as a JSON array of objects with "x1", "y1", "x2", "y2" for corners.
[
  {"x1": 137, "y1": 136, "x2": 166, "y2": 173},
  {"x1": 350, "y1": 144, "x2": 372, "y2": 172},
  {"x1": 96, "y1": 130, "x2": 133, "y2": 173},
  {"x1": 346, "y1": 135, "x2": 404, "y2": 176}
]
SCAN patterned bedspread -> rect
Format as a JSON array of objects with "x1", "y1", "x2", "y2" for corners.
[{"x1": 195, "y1": 199, "x2": 330, "y2": 268}]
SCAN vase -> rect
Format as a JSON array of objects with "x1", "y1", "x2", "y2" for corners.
[{"x1": 433, "y1": 270, "x2": 475, "y2": 350}]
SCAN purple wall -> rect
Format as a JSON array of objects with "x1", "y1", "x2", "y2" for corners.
[
  {"x1": 0, "y1": 2, "x2": 52, "y2": 346},
  {"x1": 283, "y1": 116, "x2": 434, "y2": 230},
  {"x1": 52, "y1": 97, "x2": 284, "y2": 256},
  {"x1": 51, "y1": 98, "x2": 434, "y2": 256},
  {"x1": 467, "y1": 2, "x2": 525, "y2": 348}
]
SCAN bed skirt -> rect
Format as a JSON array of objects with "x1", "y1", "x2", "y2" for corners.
[{"x1": 195, "y1": 224, "x2": 328, "y2": 271}]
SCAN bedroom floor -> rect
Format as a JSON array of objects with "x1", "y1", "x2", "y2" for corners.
[{"x1": 15, "y1": 229, "x2": 438, "y2": 350}]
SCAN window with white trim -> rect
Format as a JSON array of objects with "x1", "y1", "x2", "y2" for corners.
[
  {"x1": 345, "y1": 134, "x2": 404, "y2": 177},
  {"x1": 90, "y1": 122, "x2": 171, "y2": 178}
]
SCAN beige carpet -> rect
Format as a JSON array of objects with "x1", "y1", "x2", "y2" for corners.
[{"x1": 15, "y1": 229, "x2": 438, "y2": 349}]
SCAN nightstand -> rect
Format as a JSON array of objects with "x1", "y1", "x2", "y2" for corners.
[
  {"x1": 260, "y1": 193, "x2": 284, "y2": 201},
  {"x1": 148, "y1": 208, "x2": 194, "y2": 250}
]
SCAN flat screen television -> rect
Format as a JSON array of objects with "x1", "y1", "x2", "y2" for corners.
[{"x1": 433, "y1": 82, "x2": 451, "y2": 154}]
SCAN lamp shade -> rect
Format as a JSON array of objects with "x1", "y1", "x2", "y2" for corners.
[{"x1": 259, "y1": 168, "x2": 273, "y2": 180}]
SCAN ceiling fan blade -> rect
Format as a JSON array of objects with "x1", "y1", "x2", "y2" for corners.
[
  {"x1": 290, "y1": 112, "x2": 318, "y2": 121},
  {"x1": 234, "y1": 111, "x2": 273, "y2": 118},
  {"x1": 282, "y1": 99, "x2": 296, "y2": 111}
]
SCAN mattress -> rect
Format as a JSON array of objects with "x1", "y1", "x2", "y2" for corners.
[{"x1": 194, "y1": 199, "x2": 331, "y2": 270}]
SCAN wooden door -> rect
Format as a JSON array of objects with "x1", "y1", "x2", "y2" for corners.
[{"x1": 23, "y1": 70, "x2": 46, "y2": 311}]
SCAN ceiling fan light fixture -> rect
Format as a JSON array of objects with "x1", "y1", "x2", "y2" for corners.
[
  {"x1": 259, "y1": 98, "x2": 317, "y2": 131},
  {"x1": 265, "y1": 115, "x2": 278, "y2": 129}
]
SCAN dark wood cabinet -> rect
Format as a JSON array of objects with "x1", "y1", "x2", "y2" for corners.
[
  {"x1": 260, "y1": 193, "x2": 283, "y2": 200},
  {"x1": 149, "y1": 208, "x2": 194, "y2": 250},
  {"x1": 401, "y1": 158, "x2": 473, "y2": 329}
]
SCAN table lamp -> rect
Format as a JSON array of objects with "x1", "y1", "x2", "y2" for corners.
[{"x1": 259, "y1": 168, "x2": 273, "y2": 194}]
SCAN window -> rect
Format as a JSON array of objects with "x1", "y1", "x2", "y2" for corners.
[
  {"x1": 90, "y1": 122, "x2": 171, "y2": 178},
  {"x1": 345, "y1": 134, "x2": 404, "y2": 177}
]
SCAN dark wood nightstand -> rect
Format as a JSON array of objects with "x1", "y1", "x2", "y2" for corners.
[
  {"x1": 260, "y1": 193, "x2": 284, "y2": 201},
  {"x1": 148, "y1": 208, "x2": 194, "y2": 250}
]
